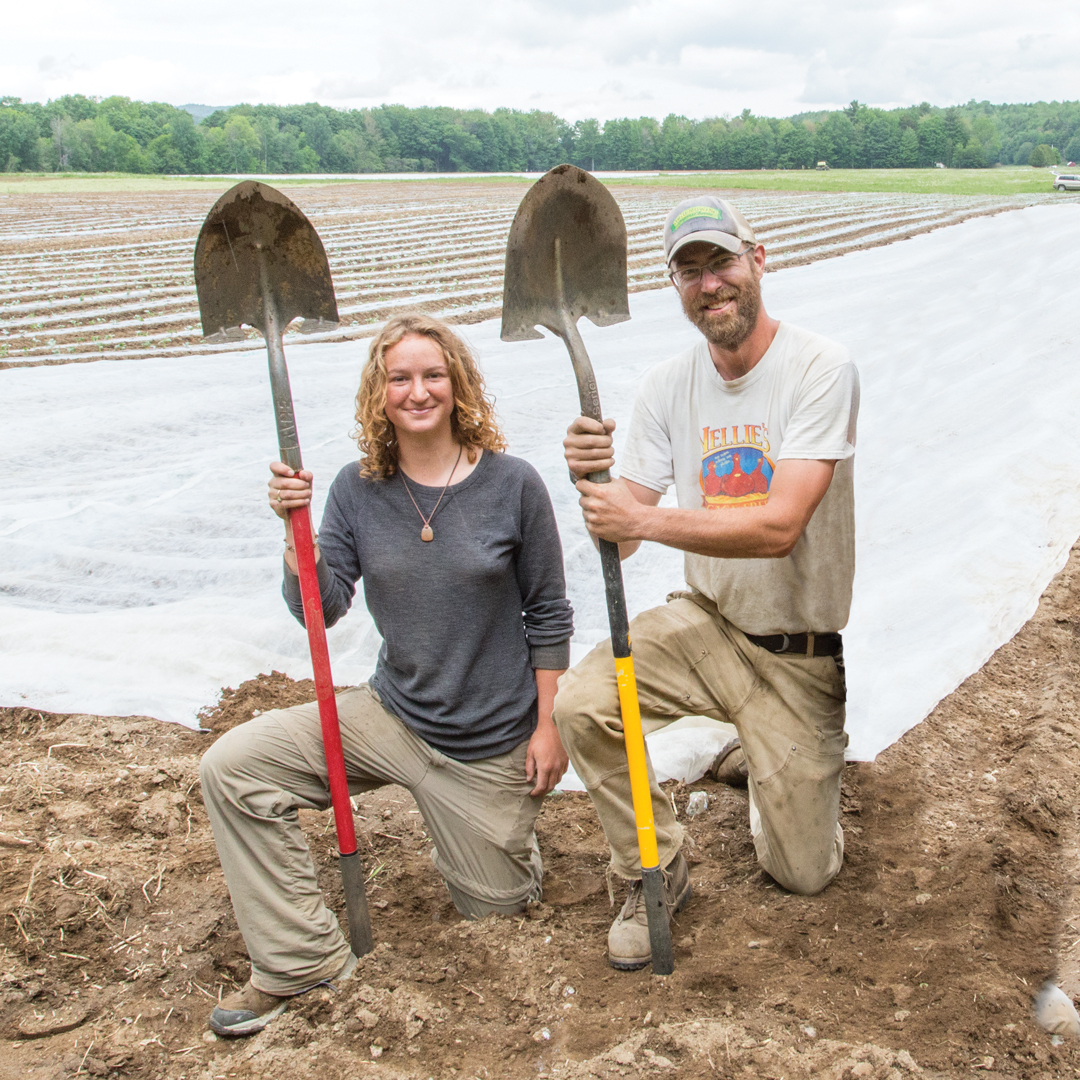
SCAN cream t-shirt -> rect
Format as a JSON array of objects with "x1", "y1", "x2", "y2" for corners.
[{"x1": 620, "y1": 322, "x2": 859, "y2": 636}]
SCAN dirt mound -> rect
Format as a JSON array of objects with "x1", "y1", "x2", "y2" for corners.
[{"x1": 6, "y1": 545, "x2": 1080, "y2": 1079}]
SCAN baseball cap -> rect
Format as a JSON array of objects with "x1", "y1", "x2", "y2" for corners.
[{"x1": 663, "y1": 196, "x2": 756, "y2": 266}]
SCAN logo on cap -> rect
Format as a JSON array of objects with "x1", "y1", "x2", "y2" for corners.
[{"x1": 670, "y1": 205, "x2": 723, "y2": 232}]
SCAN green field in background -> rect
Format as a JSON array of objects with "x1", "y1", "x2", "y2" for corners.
[
  {"x1": 0, "y1": 166, "x2": 1067, "y2": 198},
  {"x1": 630, "y1": 166, "x2": 1063, "y2": 196}
]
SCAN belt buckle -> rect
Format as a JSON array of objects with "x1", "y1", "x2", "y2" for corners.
[{"x1": 776, "y1": 633, "x2": 791, "y2": 654}]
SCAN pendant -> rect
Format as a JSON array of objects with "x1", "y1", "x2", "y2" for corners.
[{"x1": 421, "y1": 525, "x2": 434, "y2": 542}]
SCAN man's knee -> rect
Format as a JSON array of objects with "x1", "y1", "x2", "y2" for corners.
[
  {"x1": 757, "y1": 826, "x2": 843, "y2": 896},
  {"x1": 552, "y1": 660, "x2": 608, "y2": 745},
  {"x1": 767, "y1": 861, "x2": 838, "y2": 897}
]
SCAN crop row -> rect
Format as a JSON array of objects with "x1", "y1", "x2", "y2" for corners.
[{"x1": 0, "y1": 184, "x2": 1043, "y2": 366}]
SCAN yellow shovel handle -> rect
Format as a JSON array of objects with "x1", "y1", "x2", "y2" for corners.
[{"x1": 614, "y1": 654, "x2": 660, "y2": 870}]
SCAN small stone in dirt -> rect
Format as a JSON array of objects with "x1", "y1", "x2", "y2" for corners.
[
  {"x1": 801, "y1": 1025, "x2": 816, "y2": 1038},
  {"x1": 915, "y1": 893, "x2": 931, "y2": 905},
  {"x1": 894, "y1": 1049, "x2": 919, "y2": 1072},
  {"x1": 370, "y1": 1045, "x2": 383, "y2": 1059},
  {"x1": 356, "y1": 1008, "x2": 379, "y2": 1029},
  {"x1": 203, "y1": 1030, "x2": 217, "y2": 1043},
  {"x1": 533, "y1": 1027, "x2": 551, "y2": 1042},
  {"x1": 894, "y1": 1009, "x2": 910, "y2": 1022},
  {"x1": 641, "y1": 1048, "x2": 675, "y2": 1069}
]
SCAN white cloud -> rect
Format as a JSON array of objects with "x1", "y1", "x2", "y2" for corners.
[{"x1": 2, "y1": 0, "x2": 1078, "y2": 120}]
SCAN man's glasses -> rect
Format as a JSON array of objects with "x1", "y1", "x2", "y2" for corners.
[{"x1": 670, "y1": 245, "x2": 754, "y2": 290}]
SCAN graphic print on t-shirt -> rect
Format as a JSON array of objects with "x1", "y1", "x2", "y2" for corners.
[{"x1": 700, "y1": 423, "x2": 774, "y2": 509}]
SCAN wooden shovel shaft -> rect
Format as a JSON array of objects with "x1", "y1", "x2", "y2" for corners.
[
  {"x1": 261, "y1": 264, "x2": 373, "y2": 958},
  {"x1": 556, "y1": 286, "x2": 673, "y2": 974},
  {"x1": 559, "y1": 311, "x2": 660, "y2": 870}
]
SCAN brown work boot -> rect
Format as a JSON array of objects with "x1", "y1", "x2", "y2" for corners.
[
  {"x1": 710, "y1": 737, "x2": 748, "y2": 787},
  {"x1": 208, "y1": 952, "x2": 357, "y2": 1037},
  {"x1": 607, "y1": 851, "x2": 691, "y2": 970},
  {"x1": 208, "y1": 981, "x2": 289, "y2": 1037}
]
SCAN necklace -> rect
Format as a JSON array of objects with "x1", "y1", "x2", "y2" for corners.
[{"x1": 399, "y1": 444, "x2": 463, "y2": 542}]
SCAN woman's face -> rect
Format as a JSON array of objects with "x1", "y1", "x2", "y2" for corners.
[{"x1": 383, "y1": 333, "x2": 455, "y2": 440}]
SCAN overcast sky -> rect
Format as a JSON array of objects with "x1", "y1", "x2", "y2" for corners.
[{"x1": 5, "y1": 1, "x2": 1079, "y2": 121}]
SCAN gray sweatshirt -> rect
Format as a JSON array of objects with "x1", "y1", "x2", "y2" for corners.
[{"x1": 284, "y1": 450, "x2": 574, "y2": 761}]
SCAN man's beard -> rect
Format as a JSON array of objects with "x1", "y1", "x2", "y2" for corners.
[{"x1": 682, "y1": 274, "x2": 762, "y2": 350}]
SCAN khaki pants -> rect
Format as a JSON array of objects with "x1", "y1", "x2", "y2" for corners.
[
  {"x1": 554, "y1": 594, "x2": 847, "y2": 895},
  {"x1": 200, "y1": 685, "x2": 543, "y2": 995}
]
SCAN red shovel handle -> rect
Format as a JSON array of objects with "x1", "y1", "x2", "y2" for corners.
[
  {"x1": 289, "y1": 503, "x2": 373, "y2": 957},
  {"x1": 288, "y1": 504, "x2": 357, "y2": 856}
]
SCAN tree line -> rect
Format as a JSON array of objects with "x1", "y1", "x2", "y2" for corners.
[{"x1": 2, "y1": 94, "x2": 1078, "y2": 175}]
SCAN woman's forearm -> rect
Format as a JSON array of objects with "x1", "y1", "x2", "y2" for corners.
[
  {"x1": 282, "y1": 517, "x2": 321, "y2": 576},
  {"x1": 534, "y1": 667, "x2": 566, "y2": 726}
]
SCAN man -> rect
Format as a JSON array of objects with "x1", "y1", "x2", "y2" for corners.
[{"x1": 555, "y1": 196, "x2": 858, "y2": 970}]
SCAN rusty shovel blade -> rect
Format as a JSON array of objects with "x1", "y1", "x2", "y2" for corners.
[
  {"x1": 500, "y1": 164, "x2": 630, "y2": 343},
  {"x1": 193, "y1": 181, "x2": 339, "y2": 341}
]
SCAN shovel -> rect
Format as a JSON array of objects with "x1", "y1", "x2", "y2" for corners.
[
  {"x1": 501, "y1": 164, "x2": 675, "y2": 975},
  {"x1": 193, "y1": 180, "x2": 373, "y2": 959}
]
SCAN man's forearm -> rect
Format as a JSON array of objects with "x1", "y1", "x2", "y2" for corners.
[
  {"x1": 632, "y1": 502, "x2": 800, "y2": 559},
  {"x1": 579, "y1": 459, "x2": 837, "y2": 561}
]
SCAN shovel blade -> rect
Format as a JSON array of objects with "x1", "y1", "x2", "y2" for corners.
[
  {"x1": 193, "y1": 181, "x2": 339, "y2": 340},
  {"x1": 501, "y1": 165, "x2": 630, "y2": 342}
]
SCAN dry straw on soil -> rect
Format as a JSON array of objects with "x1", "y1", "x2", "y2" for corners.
[{"x1": 5, "y1": 542, "x2": 1080, "y2": 1079}]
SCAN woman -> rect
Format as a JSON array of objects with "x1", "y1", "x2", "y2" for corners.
[{"x1": 200, "y1": 314, "x2": 573, "y2": 1037}]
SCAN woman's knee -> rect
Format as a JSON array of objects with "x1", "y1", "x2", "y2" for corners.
[
  {"x1": 445, "y1": 879, "x2": 538, "y2": 920},
  {"x1": 199, "y1": 727, "x2": 244, "y2": 795},
  {"x1": 198, "y1": 720, "x2": 296, "y2": 809}
]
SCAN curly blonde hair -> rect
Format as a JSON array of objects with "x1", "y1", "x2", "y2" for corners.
[{"x1": 354, "y1": 314, "x2": 507, "y2": 478}]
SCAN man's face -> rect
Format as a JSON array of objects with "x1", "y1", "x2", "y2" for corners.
[{"x1": 671, "y1": 241, "x2": 763, "y2": 351}]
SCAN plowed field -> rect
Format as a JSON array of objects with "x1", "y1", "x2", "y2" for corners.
[{"x1": 0, "y1": 181, "x2": 1044, "y2": 368}]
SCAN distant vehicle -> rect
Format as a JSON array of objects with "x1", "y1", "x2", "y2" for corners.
[
  {"x1": 934, "y1": 162, "x2": 946, "y2": 169},
  {"x1": 1054, "y1": 173, "x2": 1080, "y2": 191},
  {"x1": 816, "y1": 161, "x2": 829, "y2": 170}
]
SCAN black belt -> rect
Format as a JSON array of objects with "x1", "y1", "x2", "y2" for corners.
[{"x1": 745, "y1": 631, "x2": 843, "y2": 658}]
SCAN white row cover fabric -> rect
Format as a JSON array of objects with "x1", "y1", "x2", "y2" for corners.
[{"x1": 3, "y1": 204, "x2": 1079, "y2": 775}]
